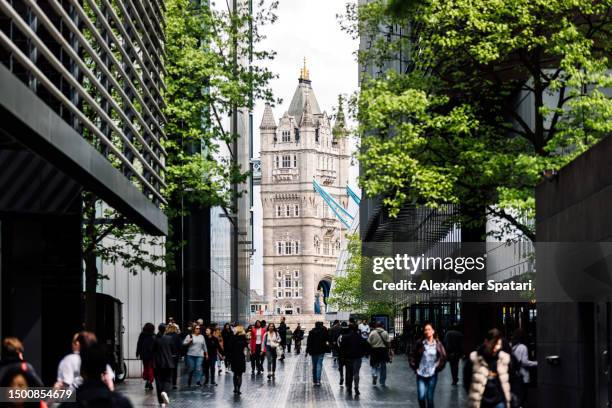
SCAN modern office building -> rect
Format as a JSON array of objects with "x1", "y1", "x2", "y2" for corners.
[
  {"x1": 165, "y1": 0, "x2": 253, "y2": 327},
  {"x1": 259, "y1": 61, "x2": 350, "y2": 319},
  {"x1": 0, "y1": 0, "x2": 167, "y2": 383}
]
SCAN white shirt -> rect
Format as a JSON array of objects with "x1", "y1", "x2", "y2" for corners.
[
  {"x1": 255, "y1": 328, "x2": 263, "y2": 345},
  {"x1": 57, "y1": 353, "x2": 82, "y2": 390},
  {"x1": 359, "y1": 324, "x2": 370, "y2": 339}
]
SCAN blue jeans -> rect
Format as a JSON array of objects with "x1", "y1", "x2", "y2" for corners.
[
  {"x1": 417, "y1": 373, "x2": 438, "y2": 408},
  {"x1": 371, "y1": 361, "x2": 387, "y2": 385},
  {"x1": 186, "y1": 355, "x2": 204, "y2": 384},
  {"x1": 311, "y1": 354, "x2": 324, "y2": 383}
]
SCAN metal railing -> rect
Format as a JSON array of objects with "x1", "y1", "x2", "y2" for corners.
[{"x1": 0, "y1": 0, "x2": 167, "y2": 206}]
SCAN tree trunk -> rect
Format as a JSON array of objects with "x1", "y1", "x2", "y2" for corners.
[{"x1": 83, "y1": 192, "x2": 97, "y2": 332}]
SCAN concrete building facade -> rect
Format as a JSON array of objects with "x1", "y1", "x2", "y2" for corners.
[{"x1": 259, "y1": 62, "x2": 350, "y2": 319}]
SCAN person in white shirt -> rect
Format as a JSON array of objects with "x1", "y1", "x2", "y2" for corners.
[
  {"x1": 511, "y1": 329, "x2": 537, "y2": 407},
  {"x1": 263, "y1": 323, "x2": 281, "y2": 379},
  {"x1": 183, "y1": 325, "x2": 208, "y2": 386},
  {"x1": 54, "y1": 332, "x2": 115, "y2": 392},
  {"x1": 358, "y1": 320, "x2": 370, "y2": 339}
]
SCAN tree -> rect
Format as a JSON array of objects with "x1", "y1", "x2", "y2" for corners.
[
  {"x1": 345, "y1": 0, "x2": 612, "y2": 240},
  {"x1": 328, "y1": 234, "x2": 395, "y2": 317}
]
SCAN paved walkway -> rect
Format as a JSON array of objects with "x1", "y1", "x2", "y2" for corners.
[{"x1": 118, "y1": 351, "x2": 467, "y2": 407}]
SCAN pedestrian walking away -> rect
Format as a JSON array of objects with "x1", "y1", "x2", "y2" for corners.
[
  {"x1": 228, "y1": 325, "x2": 249, "y2": 395},
  {"x1": 306, "y1": 321, "x2": 330, "y2": 386},
  {"x1": 409, "y1": 322, "x2": 447, "y2": 408},
  {"x1": 136, "y1": 323, "x2": 156, "y2": 390},
  {"x1": 278, "y1": 317, "x2": 288, "y2": 361},
  {"x1": 358, "y1": 320, "x2": 370, "y2": 340},
  {"x1": 293, "y1": 324, "x2": 304, "y2": 355},
  {"x1": 338, "y1": 322, "x2": 370, "y2": 395},
  {"x1": 335, "y1": 322, "x2": 349, "y2": 386},
  {"x1": 153, "y1": 323, "x2": 176, "y2": 407},
  {"x1": 464, "y1": 328, "x2": 512, "y2": 408},
  {"x1": 368, "y1": 321, "x2": 391, "y2": 387},
  {"x1": 249, "y1": 320, "x2": 266, "y2": 375},
  {"x1": 204, "y1": 327, "x2": 221, "y2": 386},
  {"x1": 263, "y1": 323, "x2": 281, "y2": 379},
  {"x1": 183, "y1": 325, "x2": 208, "y2": 386},
  {"x1": 443, "y1": 324, "x2": 464, "y2": 386},
  {"x1": 286, "y1": 326, "x2": 293, "y2": 354},
  {"x1": 511, "y1": 328, "x2": 537, "y2": 408},
  {"x1": 329, "y1": 320, "x2": 342, "y2": 363}
]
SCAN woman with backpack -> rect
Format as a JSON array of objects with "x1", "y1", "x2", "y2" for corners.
[{"x1": 409, "y1": 322, "x2": 447, "y2": 408}]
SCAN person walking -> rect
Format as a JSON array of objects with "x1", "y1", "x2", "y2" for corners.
[
  {"x1": 278, "y1": 317, "x2": 288, "y2": 361},
  {"x1": 54, "y1": 333, "x2": 84, "y2": 391},
  {"x1": 59, "y1": 343, "x2": 132, "y2": 408},
  {"x1": 443, "y1": 324, "x2": 464, "y2": 385},
  {"x1": 249, "y1": 321, "x2": 266, "y2": 375},
  {"x1": 0, "y1": 337, "x2": 43, "y2": 388},
  {"x1": 263, "y1": 323, "x2": 281, "y2": 379},
  {"x1": 286, "y1": 326, "x2": 293, "y2": 354},
  {"x1": 336, "y1": 322, "x2": 349, "y2": 385},
  {"x1": 368, "y1": 322, "x2": 391, "y2": 387},
  {"x1": 358, "y1": 320, "x2": 370, "y2": 340},
  {"x1": 165, "y1": 323, "x2": 182, "y2": 390},
  {"x1": 213, "y1": 327, "x2": 225, "y2": 376},
  {"x1": 152, "y1": 324, "x2": 176, "y2": 407},
  {"x1": 329, "y1": 320, "x2": 342, "y2": 363},
  {"x1": 511, "y1": 329, "x2": 537, "y2": 407},
  {"x1": 204, "y1": 327, "x2": 220, "y2": 386},
  {"x1": 464, "y1": 329, "x2": 512, "y2": 408},
  {"x1": 228, "y1": 325, "x2": 249, "y2": 394},
  {"x1": 409, "y1": 323, "x2": 447, "y2": 408},
  {"x1": 183, "y1": 325, "x2": 208, "y2": 386},
  {"x1": 339, "y1": 322, "x2": 370, "y2": 395},
  {"x1": 136, "y1": 323, "x2": 156, "y2": 390},
  {"x1": 306, "y1": 321, "x2": 330, "y2": 386},
  {"x1": 221, "y1": 323, "x2": 234, "y2": 373},
  {"x1": 293, "y1": 323, "x2": 304, "y2": 355}
]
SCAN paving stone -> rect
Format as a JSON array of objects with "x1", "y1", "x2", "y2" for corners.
[{"x1": 118, "y1": 351, "x2": 468, "y2": 407}]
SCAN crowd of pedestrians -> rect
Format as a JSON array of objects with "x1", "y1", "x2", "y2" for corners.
[{"x1": 0, "y1": 316, "x2": 537, "y2": 408}]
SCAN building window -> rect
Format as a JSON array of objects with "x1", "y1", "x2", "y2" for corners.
[
  {"x1": 277, "y1": 242, "x2": 283, "y2": 255},
  {"x1": 294, "y1": 204, "x2": 299, "y2": 217},
  {"x1": 286, "y1": 205, "x2": 291, "y2": 217},
  {"x1": 294, "y1": 270, "x2": 299, "y2": 278},
  {"x1": 277, "y1": 291, "x2": 282, "y2": 298},
  {"x1": 277, "y1": 205, "x2": 282, "y2": 217},
  {"x1": 297, "y1": 307, "x2": 301, "y2": 314},
  {"x1": 285, "y1": 291, "x2": 291, "y2": 298},
  {"x1": 323, "y1": 239, "x2": 330, "y2": 255},
  {"x1": 276, "y1": 307, "x2": 281, "y2": 314},
  {"x1": 282, "y1": 130, "x2": 290, "y2": 142},
  {"x1": 277, "y1": 281, "x2": 282, "y2": 288},
  {"x1": 294, "y1": 241, "x2": 299, "y2": 254},
  {"x1": 285, "y1": 241, "x2": 292, "y2": 255},
  {"x1": 315, "y1": 128, "x2": 319, "y2": 142},
  {"x1": 275, "y1": 156, "x2": 279, "y2": 168},
  {"x1": 285, "y1": 277, "x2": 291, "y2": 288},
  {"x1": 295, "y1": 291, "x2": 299, "y2": 297},
  {"x1": 282, "y1": 155, "x2": 291, "y2": 168},
  {"x1": 293, "y1": 155, "x2": 297, "y2": 167}
]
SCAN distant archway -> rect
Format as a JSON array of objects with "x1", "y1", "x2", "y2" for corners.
[{"x1": 317, "y1": 279, "x2": 332, "y2": 305}]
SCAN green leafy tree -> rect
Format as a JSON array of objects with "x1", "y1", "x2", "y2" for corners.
[
  {"x1": 328, "y1": 234, "x2": 395, "y2": 317},
  {"x1": 345, "y1": 0, "x2": 612, "y2": 240}
]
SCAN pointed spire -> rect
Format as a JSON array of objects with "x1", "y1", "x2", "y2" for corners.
[
  {"x1": 299, "y1": 56, "x2": 310, "y2": 81},
  {"x1": 300, "y1": 93, "x2": 314, "y2": 127},
  {"x1": 333, "y1": 95, "x2": 347, "y2": 139},
  {"x1": 259, "y1": 103, "x2": 277, "y2": 130}
]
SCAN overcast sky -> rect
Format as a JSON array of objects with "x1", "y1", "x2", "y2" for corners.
[{"x1": 250, "y1": 0, "x2": 359, "y2": 292}]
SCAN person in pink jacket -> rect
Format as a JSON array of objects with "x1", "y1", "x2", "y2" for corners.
[{"x1": 249, "y1": 320, "x2": 266, "y2": 375}]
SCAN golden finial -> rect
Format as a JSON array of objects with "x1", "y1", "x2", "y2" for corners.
[{"x1": 299, "y1": 57, "x2": 310, "y2": 80}]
